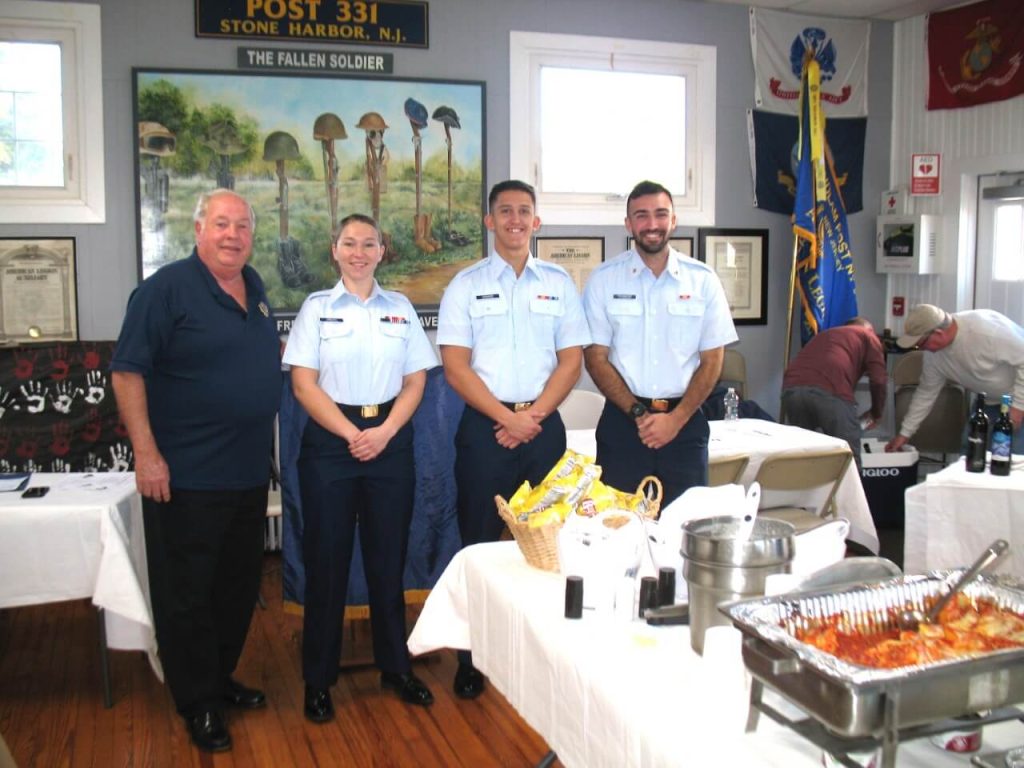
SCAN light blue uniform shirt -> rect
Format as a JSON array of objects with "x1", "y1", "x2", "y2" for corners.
[
  {"x1": 584, "y1": 248, "x2": 737, "y2": 398},
  {"x1": 437, "y1": 251, "x2": 591, "y2": 403},
  {"x1": 283, "y1": 279, "x2": 437, "y2": 405}
]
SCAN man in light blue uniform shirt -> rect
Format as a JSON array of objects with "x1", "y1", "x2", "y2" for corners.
[
  {"x1": 584, "y1": 180, "x2": 737, "y2": 504},
  {"x1": 437, "y1": 180, "x2": 590, "y2": 699}
]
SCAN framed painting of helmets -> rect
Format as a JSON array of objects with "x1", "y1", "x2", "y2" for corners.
[{"x1": 132, "y1": 68, "x2": 486, "y2": 330}]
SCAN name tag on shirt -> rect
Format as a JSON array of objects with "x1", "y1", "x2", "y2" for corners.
[
  {"x1": 475, "y1": 293, "x2": 500, "y2": 300},
  {"x1": 613, "y1": 293, "x2": 637, "y2": 300},
  {"x1": 320, "y1": 317, "x2": 344, "y2": 323}
]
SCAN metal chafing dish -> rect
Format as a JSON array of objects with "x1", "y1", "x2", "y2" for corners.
[{"x1": 722, "y1": 571, "x2": 1024, "y2": 768}]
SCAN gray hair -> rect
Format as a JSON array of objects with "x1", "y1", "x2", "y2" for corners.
[{"x1": 193, "y1": 189, "x2": 256, "y2": 230}]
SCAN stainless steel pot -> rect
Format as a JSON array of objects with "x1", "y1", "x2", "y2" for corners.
[{"x1": 682, "y1": 516, "x2": 794, "y2": 654}]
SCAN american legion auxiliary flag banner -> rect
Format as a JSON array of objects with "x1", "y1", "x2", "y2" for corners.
[
  {"x1": 927, "y1": 0, "x2": 1024, "y2": 110},
  {"x1": 750, "y1": 8, "x2": 870, "y2": 118},
  {"x1": 793, "y1": 59, "x2": 858, "y2": 344}
]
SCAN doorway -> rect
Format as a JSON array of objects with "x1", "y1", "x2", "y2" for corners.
[{"x1": 974, "y1": 172, "x2": 1024, "y2": 317}]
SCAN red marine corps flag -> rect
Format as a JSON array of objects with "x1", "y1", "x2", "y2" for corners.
[{"x1": 928, "y1": 0, "x2": 1024, "y2": 110}]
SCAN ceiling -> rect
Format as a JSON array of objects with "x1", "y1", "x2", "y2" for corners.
[{"x1": 697, "y1": 0, "x2": 967, "y2": 21}]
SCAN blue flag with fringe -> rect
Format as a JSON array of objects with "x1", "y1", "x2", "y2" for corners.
[{"x1": 793, "y1": 59, "x2": 858, "y2": 344}]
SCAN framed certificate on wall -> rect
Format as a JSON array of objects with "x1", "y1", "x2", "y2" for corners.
[{"x1": 697, "y1": 228, "x2": 768, "y2": 325}]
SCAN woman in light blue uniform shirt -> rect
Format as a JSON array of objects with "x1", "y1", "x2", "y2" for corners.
[{"x1": 282, "y1": 214, "x2": 438, "y2": 723}]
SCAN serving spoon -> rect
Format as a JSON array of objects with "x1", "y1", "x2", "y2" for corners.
[{"x1": 897, "y1": 539, "x2": 1009, "y2": 632}]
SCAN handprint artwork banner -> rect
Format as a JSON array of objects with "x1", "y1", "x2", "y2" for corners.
[{"x1": 0, "y1": 343, "x2": 132, "y2": 473}]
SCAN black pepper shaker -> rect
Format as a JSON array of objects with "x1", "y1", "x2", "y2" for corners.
[
  {"x1": 565, "y1": 575, "x2": 583, "y2": 619},
  {"x1": 657, "y1": 567, "x2": 676, "y2": 606},
  {"x1": 638, "y1": 576, "x2": 658, "y2": 618}
]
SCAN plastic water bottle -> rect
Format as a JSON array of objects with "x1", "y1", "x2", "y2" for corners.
[{"x1": 723, "y1": 387, "x2": 739, "y2": 421}]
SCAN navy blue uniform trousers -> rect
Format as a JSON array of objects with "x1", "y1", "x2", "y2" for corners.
[
  {"x1": 299, "y1": 412, "x2": 415, "y2": 689},
  {"x1": 454, "y1": 406, "x2": 567, "y2": 547},
  {"x1": 595, "y1": 402, "x2": 709, "y2": 507},
  {"x1": 454, "y1": 406, "x2": 565, "y2": 665},
  {"x1": 142, "y1": 486, "x2": 268, "y2": 716}
]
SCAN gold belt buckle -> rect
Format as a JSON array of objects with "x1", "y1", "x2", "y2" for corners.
[
  {"x1": 650, "y1": 398, "x2": 669, "y2": 413},
  {"x1": 360, "y1": 404, "x2": 379, "y2": 418},
  {"x1": 513, "y1": 401, "x2": 532, "y2": 412}
]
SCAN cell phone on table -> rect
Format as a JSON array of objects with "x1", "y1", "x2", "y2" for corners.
[{"x1": 22, "y1": 486, "x2": 49, "y2": 498}]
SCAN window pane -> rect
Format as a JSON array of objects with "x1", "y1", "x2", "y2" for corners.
[
  {"x1": 539, "y1": 67, "x2": 686, "y2": 196},
  {"x1": 993, "y1": 203, "x2": 1024, "y2": 282},
  {"x1": 0, "y1": 41, "x2": 63, "y2": 187}
]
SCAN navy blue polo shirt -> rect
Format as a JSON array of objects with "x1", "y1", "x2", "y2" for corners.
[{"x1": 111, "y1": 250, "x2": 281, "y2": 490}]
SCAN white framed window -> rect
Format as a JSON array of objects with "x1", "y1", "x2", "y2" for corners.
[
  {"x1": 0, "y1": 1, "x2": 105, "y2": 223},
  {"x1": 510, "y1": 31, "x2": 715, "y2": 226},
  {"x1": 993, "y1": 202, "x2": 1024, "y2": 282}
]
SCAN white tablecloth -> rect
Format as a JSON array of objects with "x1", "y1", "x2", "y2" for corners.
[
  {"x1": 408, "y1": 542, "x2": 1024, "y2": 767},
  {"x1": 0, "y1": 473, "x2": 159, "y2": 675},
  {"x1": 567, "y1": 419, "x2": 879, "y2": 553},
  {"x1": 904, "y1": 458, "x2": 1024, "y2": 576}
]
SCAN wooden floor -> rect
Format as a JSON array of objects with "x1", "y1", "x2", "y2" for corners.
[{"x1": 0, "y1": 555, "x2": 561, "y2": 767}]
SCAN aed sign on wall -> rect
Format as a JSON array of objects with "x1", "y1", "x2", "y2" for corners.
[
  {"x1": 196, "y1": 0, "x2": 429, "y2": 48},
  {"x1": 910, "y1": 153, "x2": 941, "y2": 196}
]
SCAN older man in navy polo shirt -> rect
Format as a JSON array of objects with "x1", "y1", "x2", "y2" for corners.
[{"x1": 111, "y1": 189, "x2": 281, "y2": 753}]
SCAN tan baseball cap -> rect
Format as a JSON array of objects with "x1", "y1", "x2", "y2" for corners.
[{"x1": 896, "y1": 304, "x2": 951, "y2": 348}]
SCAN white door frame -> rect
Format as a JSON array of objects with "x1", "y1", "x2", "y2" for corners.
[{"x1": 944, "y1": 152, "x2": 1024, "y2": 312}]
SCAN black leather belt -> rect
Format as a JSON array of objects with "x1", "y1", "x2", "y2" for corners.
[
  {"x1": 338, "y1": 398, "x2": 395, "y2": 419},
  {"x1": 635, "y1": 396, "x2": 682, "y2": 413},
  {"x1": 499, "y1": 400, "x2": 535, "y2": 412}
]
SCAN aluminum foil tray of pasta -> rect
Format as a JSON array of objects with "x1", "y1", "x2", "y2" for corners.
[{"x1": 722, "y1": 572, "x2": 1024, "y2": 737}]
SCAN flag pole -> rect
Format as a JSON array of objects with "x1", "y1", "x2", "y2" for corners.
[{"x1": 783, "y1": 236, "x2": 799, "y2": 372}]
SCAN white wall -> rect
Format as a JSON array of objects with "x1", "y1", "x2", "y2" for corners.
[{"x1": 888, "y1": 14, "x2": 1024, "y2": 326}]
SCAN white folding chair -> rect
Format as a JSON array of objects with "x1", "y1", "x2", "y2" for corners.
[{"x1": 557, "y1": 389, "x2": 606, "y2": 430}]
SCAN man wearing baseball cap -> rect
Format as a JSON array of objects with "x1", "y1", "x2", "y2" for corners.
[{"x1": 886, "y1": 304, "x2": 1024, "y2": 452}]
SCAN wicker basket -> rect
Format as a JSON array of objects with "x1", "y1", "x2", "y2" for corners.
[{"x1": 496, "y1": 475, "x2": 663, "y2": 572}]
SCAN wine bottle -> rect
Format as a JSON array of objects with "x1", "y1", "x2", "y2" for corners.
[
  {"x1": 990, "y1": 394, "x2": 1013, "y2": 476},
  {"x1": 965, "y1": 392, "x2": 989, "y2": 473}
]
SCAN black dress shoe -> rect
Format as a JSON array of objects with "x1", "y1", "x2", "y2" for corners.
[
  {"x1": 185, "y1": 710, "x2": 231, "y2": 752},
  {"x1": 381, "y1": 671, "x2": 434, "y2": 707},
  {"x1": 304, "y1": 686, "x2": 335, "y2": 723},
  {"x1": 223, "y1": 678, "x2": 266, "y2": 709},
  {"x1": 453, "y1": 663, "x2": 485, "y2": 699}
]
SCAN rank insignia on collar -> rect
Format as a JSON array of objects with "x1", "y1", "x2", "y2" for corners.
[{"x1": 258, "y1": 302, "x2": 270, "y2": 317}]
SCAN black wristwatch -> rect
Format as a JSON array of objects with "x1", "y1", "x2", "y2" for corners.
[{"x1": 629, "y1": 401, "x2": 647, "y2": 420}]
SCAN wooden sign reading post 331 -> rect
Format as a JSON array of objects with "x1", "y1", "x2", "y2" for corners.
[{"x1": 196, "y1": 0, "x2": 429, "y2": 49}]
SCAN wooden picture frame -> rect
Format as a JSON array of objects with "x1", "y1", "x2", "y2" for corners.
[
  {"x1": 697, "y1": 228, "x2": 768, "y2": 326},
  {"x1": 0, "y1": 238, "x2": 78, "y2": 344},
  {"x1": 535, "y1": 237, "x2": 604, "y2": 294}
]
